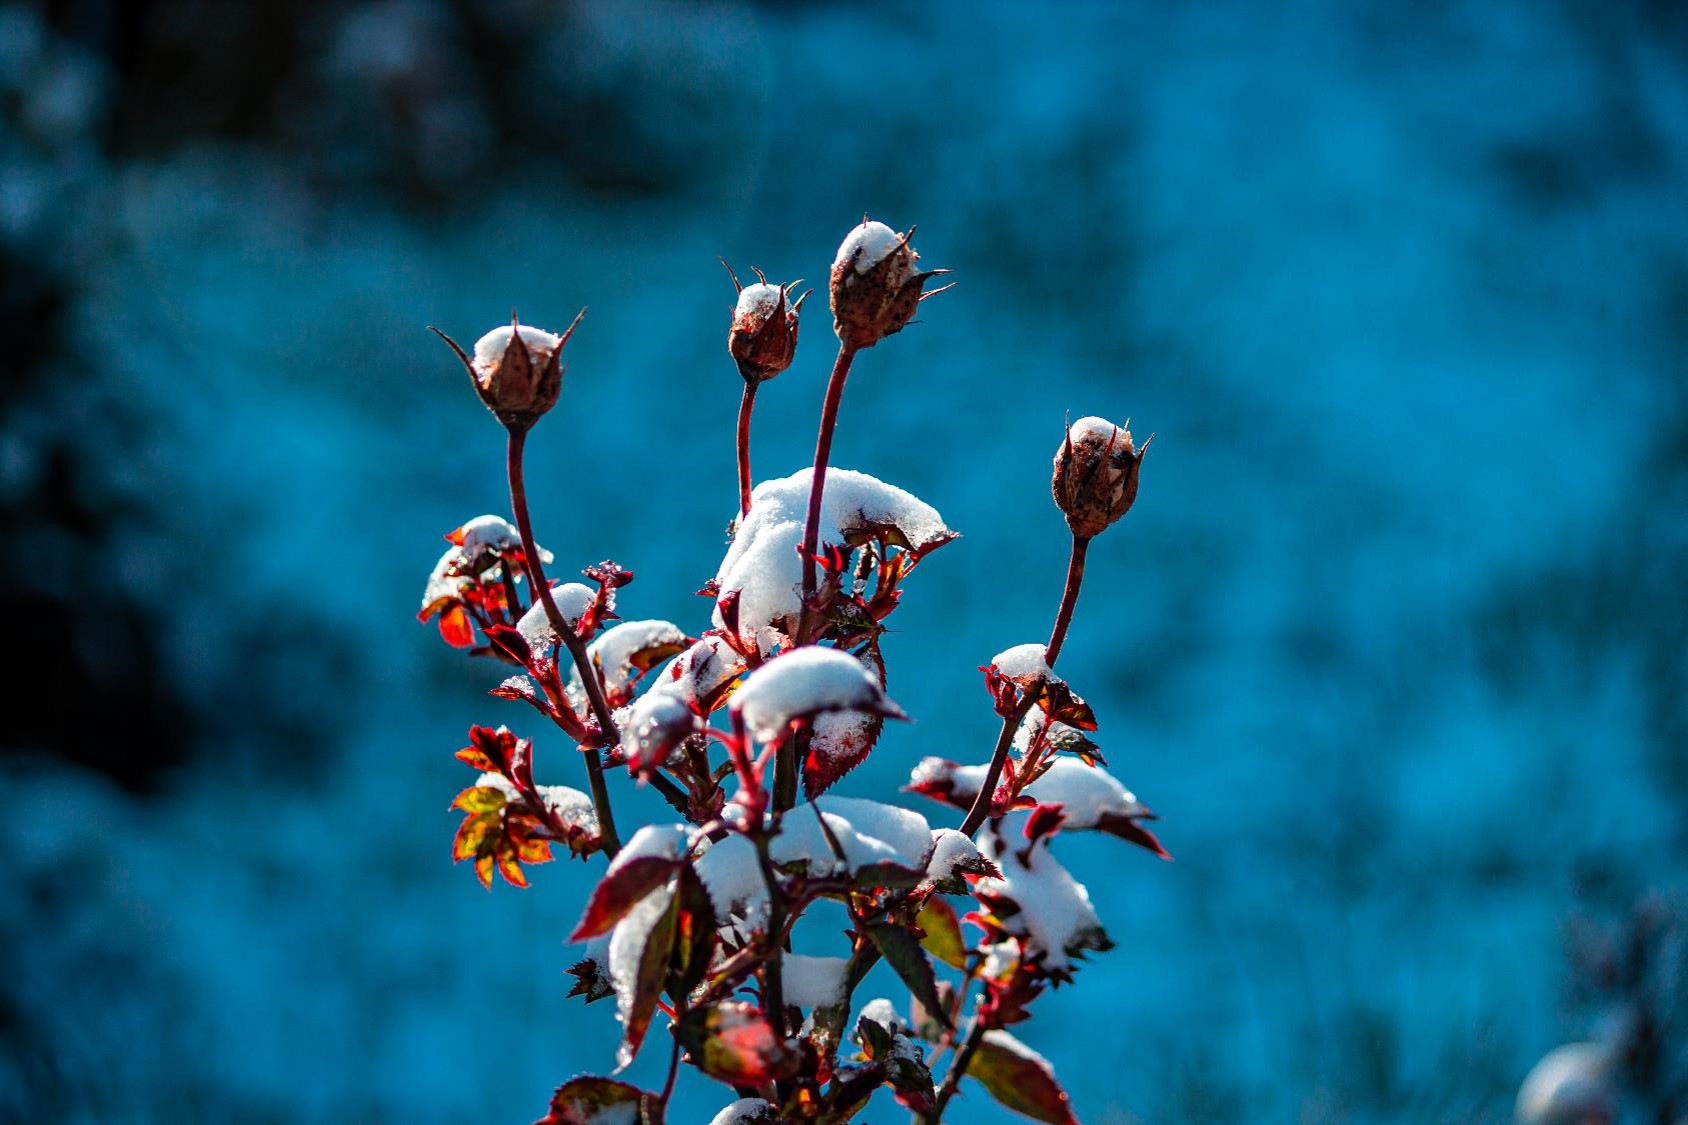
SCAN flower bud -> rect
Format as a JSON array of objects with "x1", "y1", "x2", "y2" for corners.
[
  {"x1": 723, "y1": 261, "x2": 808, "y2": 383},
  {"x1": 429, "y1": 310, "x2": 585, "y2": 429},
  {"x1": 1051, "y1": 416, "x2": 1150, "y2": 539},
  {"x1": 829, "y1": 218, "x2": 951, "y2": 350}
]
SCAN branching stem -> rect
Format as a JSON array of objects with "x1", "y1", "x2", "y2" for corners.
[{"x1": 505, "y1": 425, "x2": 622, "y2": 856}]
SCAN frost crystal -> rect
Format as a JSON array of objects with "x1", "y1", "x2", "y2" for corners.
[
  {"x1": 712, "y1": 466, "x2": 953, "y2": 651},
  {"x1": 731, "y1": 646, "x2": 900, "y2": 743}
]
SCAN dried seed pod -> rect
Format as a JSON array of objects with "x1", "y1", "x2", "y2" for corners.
[
  {"x1": 430, "y1": 310, "x2": 585, "y2": 430},
  {"x1": 723, "y1": 261, "x2": 807, "y2": 383},
  {"x1": 1051, "y1": 416, "x2": 1150, "y2": 539},
  {"x1": 829, "y1": 218, "x2": 951, "y2": 350}
]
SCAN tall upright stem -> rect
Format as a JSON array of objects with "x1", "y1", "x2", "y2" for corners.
[
  {"x1": 505, "y1": 426, "x2": 622, "y2": 857},
  {"x1": 797, "y1": 344, "x2": 858, "y2": 640},
  {"x1": 958, "y1": 533, "x2": 1090, "y2": 837},
  {"x1": 1043, "y1": 535, "x2": 1089, "y2": 667},
  {"x1": 736, "y1": 381, "x2": 758, "y2": 518}
]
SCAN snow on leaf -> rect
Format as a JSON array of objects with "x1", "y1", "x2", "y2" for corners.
[
  {"x1": 712, "y1": 467, "x2": 956, "y2": 652},
  {"x1": 655, "y1": 635, "x2": 746, "y2": 714},
  {"x1": 693, "y1": 832, "x2": 770, "y2": 935},
  {"x1": 973, "y1": 833, "x2": 1112, "y2": 974},
  {"x1": 618, "y1": 690, "x2": 702, "y2": 775},
  {"x1": 781, "y1": 953, "x2": 848, "y2": 1010},
  {"x1": 533, "y1": 1075, "x2": 663, "y2": 1125},
  {"x1": 571, "y1": 850, "x2": 685, "y2": 942},
  {"x1": 570, "y1": 620, "x2": 692, "y2": 708},
  {"x1": 770, "y1": 796, "x2": 933, "y2": 882},
  {"x1": 676, "y1": 1001, "x2": 795, "y2": 1085},
  {"x1": 1021, "y1": 757, "x2": 1171, "y2": 860},
  {"x1": 516, "y1": 583, "x2": 596, "y2": 665},
  {"x1": 706, "y1": 1098, "x2": 778, "y2": 1125},
  {"x1": 924, "y1": 828, "x2": 998, "y2": 892},
  {"x1": 608, "y1": 877, "x2": 680, "y2": 1070},
  {"x1": 966, "y1": 1030, "x2": 1079, "y2": 1125},
  {"x1": 731, "y1": 646, "x2": 903, "y2": 745}
]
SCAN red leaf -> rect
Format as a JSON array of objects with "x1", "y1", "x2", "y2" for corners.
[
  {"x1": 966, "y1": 1030, "x2": 1079, "y2": 1125},
  {"x1": 534, "y1": 1076, "x2": 664, "y2": 1125},
  {"x1": 569, "y1": 857, "x2": 684, "y2": 942},
  {"x1": 438, "y1": 605, "x2": 475, "y2": 648},
  {"x1": 676, "y1": 1002, "x2": 796, "y2": 1085}
]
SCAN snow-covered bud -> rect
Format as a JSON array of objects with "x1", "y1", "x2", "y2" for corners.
[
  {"x1": 829, "y1": 218, "x2": 951, "y2": 350},
  {"x1": 723, "y1": 261, "x2": 807, "y2": 383},
  {"x1": 1051, "y1": 415, "x2": 1150, "y2": 540},
  {"x1": 429, "y1": 311, "x2": 585, "y2": 430}
]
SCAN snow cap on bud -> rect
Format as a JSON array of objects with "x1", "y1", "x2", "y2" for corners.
[
  {"x1": 429, "y1": 310, "x2": 585, "y2": 429},
  {"x1": 723, "y1": 261, "x2": 807, "y2": 383},
  {"x1": 1052, "y1": 416, "x2": 1150, "y2": 539},
  {"x1": 829, "y1": 217, "x2": 951, "y2": 350}
]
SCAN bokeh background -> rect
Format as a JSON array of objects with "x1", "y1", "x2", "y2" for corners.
[{"x1": 4, "y1": 1, "x2": 1687, "y2": 1121}]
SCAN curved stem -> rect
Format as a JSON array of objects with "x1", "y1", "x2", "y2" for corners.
[
  {"x1": 753, "y1": 831, "x2": 787, "y2": 1038},
  {"x1": 1043, "y1": 535, "x2": 1089, "y2": 667},
  {"x1": 958, "y1": 692, "x2": 1039, "y2": 837},
  {"x1": 797, "y1": 344, "x2": 858, "y2": 642},
  {"x1": 736, "y1": 381, "x2": 758, "y2": 518},
  {"x1": 958, "y1": 534, "x2": 1091, "y2": 838},
  {"x1": 505, "y1": 426, "x2": 623, "y2": 856}
]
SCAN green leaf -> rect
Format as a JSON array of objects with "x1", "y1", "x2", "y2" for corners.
[
  {"x1": 864, "y1": 923, "x2": 949, "y2": 1030},
  {"x1": 915, "y1": 897, "x2": 967, "y2": 970},
  {"x1": 451, "y1": 785, "x2": 507, "y2": 814},
  {"x1": 967, "y1": 1030, "x2": 1079, "y2": 1125}
]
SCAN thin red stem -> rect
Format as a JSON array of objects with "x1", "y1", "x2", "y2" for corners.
[
  {"x1": 958, "y1": 534, "x2": 1091, "y2": 837},
  {"x1": 505, "y1": 426, "x2": 622, "y2": 856},
  {"x1": 736, "y1": 381, "x2": 758, "y2": 518},
  {"x1": 797, "y1": 344, "x2": 858, "y2": 642},
  {"x1": 1044, "y1": 535, "x2": 1089, "y2": 667}
]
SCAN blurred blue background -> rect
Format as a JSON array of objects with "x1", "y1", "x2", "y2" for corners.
[{"x1": 3, "y1": 1, "x2": 1686, "y2": 1121}]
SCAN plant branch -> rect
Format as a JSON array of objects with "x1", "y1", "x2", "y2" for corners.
[
  {"x1": 959, "y1": 692, "x2": 1039, "y2": 837},
  {"x1": 736, "y1": 381, "x2": 758, "y2": 518},
  {"x1": 753, "y1": 830, "x2": 788, "y2": 1039},
  {"x1": 797, "y1": 343, "x2": 858, "y2": 643},
  {"x1": 958, "y1": 534, "x2": 1091, "y2": 837},
  {"x1": 505, "y1": 425, "x2": 623, "y2": 856},
  {"x1": 1043, "y1": 534, "x2": 1089, "y2": 667},
  {"x1": 927, "y1": 1019, "x2": 985, "y2": 1123}
]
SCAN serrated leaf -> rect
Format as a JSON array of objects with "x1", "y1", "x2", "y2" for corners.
[
  {"x1": 571, "y1": 857, "x2": 683, "y2": 942},
  {"x1": 613, "y1": 883, "x2": 680, "y2": 1069},
  {"x1": 452, "y1": 785, "x2": 508, "y2": 814},
  {"x1": 864, "y1": 923, "x2": 949, "y2": 1030},
  {"x1": 533, "y1": 1075, "x2": 664, "y2": 1125},
  {"x1": 967, "y1": 1030, "x2": 1079, "y2": 1125},
  {"x1": 453, "y1": 811, "x2": 499, "y2": 861},
  {"x1": 676, "y1": 1001, "x2": 794, "y2": 1085},
  {"x1": 915, "y1": 897, "x2": 967, "y2": 971}
]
